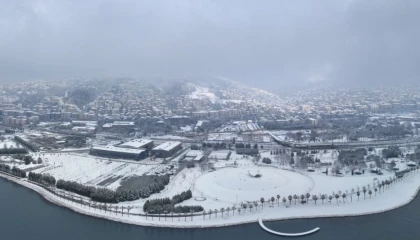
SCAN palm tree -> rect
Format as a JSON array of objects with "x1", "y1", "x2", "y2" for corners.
[
  {"x1": 232, "y1": 206, "x2": 236, "y2": 216},
  {"x1": 362, "y1": 186, "x2": 367, "y2": 199},
  {"x1": 335, "y1": 194, "x2": 339, "y2": 204},
  {"x1": 342, "y1": 193, "x2": 346, "y2": 203},
  {"x1": 368, "y1": 190, "x2": 372, "y2": 198},
  {"x1": 293, "y1": 195, "x2": 298, "y2": 205},
  {"x1": 237, "y1": 208, "x2": 241, "y2": 215},
  {"x1": 203, "y1": 210, "x2": 206, "y2": 220},
  {"x1": 321, "y1": 194, "x2": 326, "y2": 204},
  {"x1": 312, "y1": 195, "x2": 318, "y2": 204},
  {"x1": 249, "y1": 204, "x2": 253, "y2": 212},
  {"x1": 277, "y1": 194, "x2": 280, "y2": 206},
  {"x1": 328, "y1": 195, "x2": 333, "y2": 204},
  {"x1": 282, "y1": 197, "x2": 287, "y2": 205},
  {"x1": 221, "y1": 208, "x2": 225, "y2": 217},
  {"x1": 214, "y1": 209, "x2": 218, "y2": 218},
  {"x1": 226, "y1": 207, "x2": 231, "y2": 216},
  {"x1": 300, "y1": 195, "x2": 305, "y2": 204},
  {"x1": 115, "y1": 205, "x2": 119, "y2": 215},
  {"x1": 254, "y1": 201, "x2": 258, "y2": 210},
  {"x1": 209, "y1": 209, "x2": 213, "y2": 219},
  {"x1": 243, "y1": 204, "x2": 247, "y2": 213},
  {"x1": 357, "y1": 191, "x2": 360, "y2": 201},
  {"x1": 306, "y1": 193, "x2": 310, "y2": 202},
  {"x1": 288, "y1": 195, "x2": 293, "y2": 205},
  {"x1": 374, "y1": 188, "x2": 377, "y2": 196},
  {"x1": 121, "y1": 206, "x2": 125, "y2": 216},
  {"x1": 260, "y1": 198, "x2": 265, "y2": 209},
  {"x1": 351, "y1": 188, "x2": 355, "y2": 202},
  {"x1": 271, "y1": 197, "x2": 275, "y2": 206},
  {"x1": 127, "y1": 206, "x2": 133, "y2": 216}
]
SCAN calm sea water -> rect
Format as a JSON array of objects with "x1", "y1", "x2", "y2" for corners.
[{"x1": 1, "y1": 177, "x2": 419, "y2": 240}]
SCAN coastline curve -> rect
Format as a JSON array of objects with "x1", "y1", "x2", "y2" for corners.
[{"x1": 0, "y1": 172, "x2": 419, "y2": 229}]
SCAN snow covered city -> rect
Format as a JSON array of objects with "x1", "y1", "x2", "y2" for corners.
[{"x1": 1, "y1": 1, "x2": 419, "y2": 240}]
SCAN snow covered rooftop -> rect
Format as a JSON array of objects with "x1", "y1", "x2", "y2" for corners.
[
  {"x1": 152, "y1": 141, "x2": 182, "y2": 151},
  {"x1": 119, "y1": 139, "x2": 153, "y2": 148},
  {"x1": 91, "y1": 145, "x2": 146, "y2": 154},
  {"x1": 103, "y1": 121, "x2": 135, "y2": 128}
]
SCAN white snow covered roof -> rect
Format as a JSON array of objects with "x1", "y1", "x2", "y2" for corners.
[
  {"x1": 91, "y1": 145, "x2": 145, "y2": 154},
  {"x1": 152, "y1": 141, "x2": 182, "y2": 151},
  {"x1": 119, "y1": 139, "x2": 153, "y2": 148}
]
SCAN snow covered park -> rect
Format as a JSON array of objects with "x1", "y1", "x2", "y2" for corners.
[
  {"x1": 1, "y1": 161, "x2": 419, "y2": 228},
  {"x1": 194, "y1": 166, "x2": 313, "y2": 204},
  {"x1": 16, "y1": 153, "x2": 160, "y2": 190},
  {"x1": 1, "y1": 146, "x2": 420, "y2": 228}
]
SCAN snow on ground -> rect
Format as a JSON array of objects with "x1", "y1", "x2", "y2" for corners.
[
  {"x1": 188, "y1": 86, "x2": 219, "y2": 104},
  {"x1": 208, "y1": 150, "x2": 231, "y2": 160},
  {"x1": 193, "y1": 166, "x2": 313, "y2": 204},
  {"x1": 0, "y1": 139, "x2": 21, "y2": 148},
  {"x1": 3, "y1": 167, "x2": 420, "y2": 228},
  {"x1": 207, "y1": 132, "x2": 237, "y2": 141},
  {"x1": 151, "y1": 135, "x2": 189, "y2": 140},
  {"x1": 4, "y1": 147, "x2": 420, "y2": 228},
  {"x1": 30, "y1": 153, "x2": 156, "y2": 187}
]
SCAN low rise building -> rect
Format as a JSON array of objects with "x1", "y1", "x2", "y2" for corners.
[
  {"x1": 89, "y1": 145, "x2": 148, "y2": 160},
  {"x1": 151, "y1": 141, "x2": 182, "y2": 158}
]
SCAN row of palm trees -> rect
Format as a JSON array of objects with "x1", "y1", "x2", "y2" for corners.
[
  {"x1": 55, "y1": 188, "x2": 135, "y2": 216},
  {"x1": 49, "y1": 165, "x2": 418, "y2": 221},
  {"x1": 201, "y1": 168, "x2": 419, "y2": 221}
]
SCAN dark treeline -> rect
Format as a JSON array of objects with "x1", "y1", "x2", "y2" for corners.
[
  {"x1": 0, "y1": 163, "x2": 26, "y2": 178},
  {"x1": 382, "y1": 146, "x2": 401, "y2": 159},
  {"x1": 0, "y1": 148, "x2": 28, "y2": 154},
  {"x1": 28, "y1": 172, "x2": 56, "y2": 186},
  {"x1": 56, "y1": 175, "x2": 170, "y2": 203},
  {"x1": 116, "y1": 175, "x2": 170, "y2": 202},
  {"x1": 14, "y1": 136, "x2": 39, "y2": 152},
  {"x1": 338, "y1": 148, "x2": 367, "y2": 165},
  {"x1": 143, "y1": 190, "x2": 203, "y2": 214},
  {"x1": 91, "y1": 188, "x2": 117, "y2": 203},
  {"x1": 57, "y1": 179, "x2": 96, "y2": 198}
]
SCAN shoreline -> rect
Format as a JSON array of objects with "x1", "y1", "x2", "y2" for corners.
[{"x1": 1, "y1": 172, "x2": 419, "y2": 229}]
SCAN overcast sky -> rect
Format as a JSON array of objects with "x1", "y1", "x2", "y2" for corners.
[{"x1": 0, "y1": 0, "x2": 419, "y2": 89}]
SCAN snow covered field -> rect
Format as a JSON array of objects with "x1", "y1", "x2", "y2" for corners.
[
  {"x1": 1, "y1": 166, "x2": 420, "y2": 228},
  {"x1": 194, "y1": 166, "x2": 313, "y2": 204},
  {"x1": 2, "y1": 146, "x2": 419, "y2": 228},
  {"x1": 29, "y1": 153, "x2": 157, "y2": 189},
  {"x1": 0, "y1": 139, "x2": 21, "y2": 149}
]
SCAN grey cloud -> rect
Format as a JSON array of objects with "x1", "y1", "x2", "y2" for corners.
[{"x1": 0, "y1": 0, "x2": 419, "y2": 89}]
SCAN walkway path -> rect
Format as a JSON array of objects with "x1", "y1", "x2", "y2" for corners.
[{"x1": 258, "y1": 217, "x2": 320, "y2": 237}]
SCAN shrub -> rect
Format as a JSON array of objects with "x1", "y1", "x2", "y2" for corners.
[{"x1": 262, "y1": 157, "x2": 272, "y2": 164}]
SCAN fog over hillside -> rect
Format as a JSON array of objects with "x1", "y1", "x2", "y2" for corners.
[{"x1": 1, "y1": 0, "x2": 419, "y2": 91}]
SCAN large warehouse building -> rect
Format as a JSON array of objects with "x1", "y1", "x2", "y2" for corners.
[
  {"x1": 89, "y1": 145, "x2": 148, "y2": 160},
  {"x1": 151, "y1": 141, "x2": 182, "y2": 158},
  {"x1": 117, "y1": 139, "x2": 154, "y2": 150}
]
